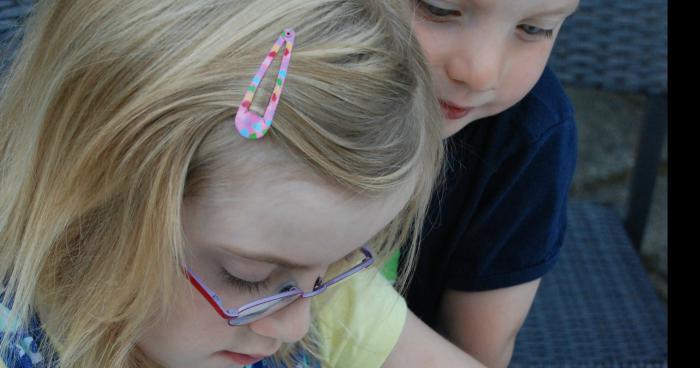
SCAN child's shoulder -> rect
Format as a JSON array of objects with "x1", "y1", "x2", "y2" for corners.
[
  {"x1": 488, "y1": 66, "x2": 576, "y2": 149},
  {"x1": 527, "y1": 66, "x2": 575, "y2": 124},
  {"x1": 454, "y1": 67, "x2": 576, "y2": 171}
]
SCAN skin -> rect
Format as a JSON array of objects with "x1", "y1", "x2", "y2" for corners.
[
  {"x1": 412, "y1": 0, "x2": 580, "y2": 138},
  {"x1": 410, "y1": 0, "x2": 579, "y2": 366},
  {"x1": 137, "y1": 158, "x2": 414, "y2": 368},
  {"x1": 384, "y1": 310, "x2": 486, "y2": 368}
]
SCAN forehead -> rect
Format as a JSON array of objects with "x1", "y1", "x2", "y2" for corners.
[
  {"x1": 183, "y1": 165, "x2": 412, "y2": 267},
  {"x1": 451, "y1": 0, "x2": 579, "y2": 17}
]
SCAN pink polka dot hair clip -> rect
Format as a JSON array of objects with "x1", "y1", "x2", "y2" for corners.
[{"x1": 234, "y1": 29, "x2": 295, "y2": 140}]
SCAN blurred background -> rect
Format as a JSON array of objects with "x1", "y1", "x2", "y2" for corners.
[
  {"x1": 511, "y1": 1, "x2": 667, "y2": 365},
  {"x1": 548, "y1": 0, "x2": 668, "y2": 307},
  {"x1": 566, "y1": 87, "x2": 667, "y2": 307}
]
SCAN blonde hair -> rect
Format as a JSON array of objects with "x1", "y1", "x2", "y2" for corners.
[{"x1": 0, "y1": 0, "x2": 443, "y2": 367}]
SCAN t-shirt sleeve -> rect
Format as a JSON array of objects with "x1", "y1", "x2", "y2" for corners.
[
  {"x1": 315, "y1": 268, "x2": 407, "y2": 368},
  {"x1": 447, "y1": 117, "x2": 578, "y2": 291}
]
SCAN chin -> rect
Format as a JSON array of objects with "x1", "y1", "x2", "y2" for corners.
[{"x1": 441, "y1": 118, "x2": 472, "y2": 138}]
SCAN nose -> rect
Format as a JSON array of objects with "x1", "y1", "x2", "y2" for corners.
[
  {"x1": 445, "y1": 31, "x2": 504, "y2": 92},
  {"x1": 248, "y1": 296, "x2": 312, "y2": 343}
]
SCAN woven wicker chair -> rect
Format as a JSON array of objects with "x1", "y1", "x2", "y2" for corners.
[{"x1": 511, "y1": 1, "x2": 668, "y2": 366}]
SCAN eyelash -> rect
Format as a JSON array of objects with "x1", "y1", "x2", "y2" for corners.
[
  {"x1": 414, "y1": 0, "x2": 555, "y2": 40},
  {"x1": 518, "y1": 24, "x2": 555, "y2": 39},
  {"x1": 221, "y1": 269, "x2": 270, "y2": 294},
  {"x1": 414, "y1": 0, "x2": 459, "y2": 18}
]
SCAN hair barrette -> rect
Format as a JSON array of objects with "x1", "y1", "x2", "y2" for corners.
[{"x1": 234, "y1": 29, "x2": 295, "y2": 140}]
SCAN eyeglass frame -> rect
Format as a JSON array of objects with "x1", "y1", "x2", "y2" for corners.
[{"x1": 183, "y1": 245, "x2": 375, "y2": 326}]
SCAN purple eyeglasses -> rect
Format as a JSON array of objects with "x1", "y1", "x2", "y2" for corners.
[{"x1": 184, "y1": 246, "x2": 374, "y2": 326}]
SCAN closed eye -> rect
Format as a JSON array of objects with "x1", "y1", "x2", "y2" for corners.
[
  {"x1": 414, "y1": 0, "x2": 461, "y2": 18},
  {"x1": 220, "y1": 269, "x2": 271, "y2": 294},
  {"x1": 518, "y1": 24, "x2": 555, "y2": 39}
]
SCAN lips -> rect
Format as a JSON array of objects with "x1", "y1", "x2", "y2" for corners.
[
  {"x1": 217, "y1": 351, "x2": 266, "y2": 365},
  {"x1": 439, "y1": 100, "x2": 472, "y2": 120}
]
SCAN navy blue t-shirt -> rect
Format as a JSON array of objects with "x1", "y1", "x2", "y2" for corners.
[{"x1": 404, "y1": 66, "x2": 578, "y2": 325}]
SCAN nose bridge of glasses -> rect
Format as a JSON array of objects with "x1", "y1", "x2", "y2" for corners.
[
  {"x1": 301, "y1": 283, "x2": 327, "y2": 298},
  {"x1": 229, "y1": 289, "x2": 303, "y2": 326}
]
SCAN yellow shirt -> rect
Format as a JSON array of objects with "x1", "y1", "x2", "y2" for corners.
[{"x1": 316, "y1": 268, "x2": 407, "y2": 368}]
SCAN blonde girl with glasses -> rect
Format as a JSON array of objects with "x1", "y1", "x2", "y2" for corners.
[{"x1": 0, "y1": 0, "x2": 485, "y2": 367}]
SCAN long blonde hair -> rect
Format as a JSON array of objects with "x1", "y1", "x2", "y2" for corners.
[{"x1": 0, "y1": 0, "x2": 443, "y2": 366}]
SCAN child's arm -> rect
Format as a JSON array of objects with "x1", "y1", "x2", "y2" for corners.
[
  {"x1": 437, "y1": 279, "x2": 541, "y2": 368},
  {"x1": 316, "y1": 268, "x2": 486, "y2": 368},
  {"x1": 383, "y1": 309, "x2": 486, "y2": 368}
]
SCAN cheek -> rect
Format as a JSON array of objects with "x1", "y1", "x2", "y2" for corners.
[
  {"x1": 498, "y1": 45, "x2": 553, "y2": 109},
  {"x1": 136, "y1": 280, "x2": 233, "y2": 366},
  {"x1": 412, "y1": 19, "x2": 452, "y2": 68},
  {"x1": 412, "y1": 21, "x2": 436, "y2": 61},
  {"x1": 411, "y1": 21, "x2": 457, "y2": 97}
]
